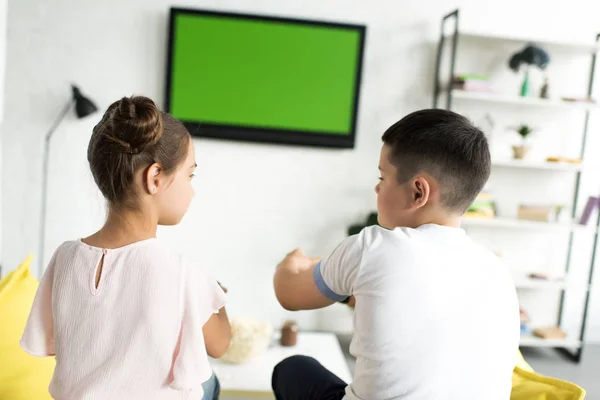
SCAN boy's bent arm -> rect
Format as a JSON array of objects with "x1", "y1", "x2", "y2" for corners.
[
  {"x1": 203, "y1": 306, "x2": 231, "y2": 358},
  {"x1": 274, "y1": 249, "x2": 336, "y2": 311},
  {"x1": 275, "y1": 234, "x2": 364, "y2": 311}
]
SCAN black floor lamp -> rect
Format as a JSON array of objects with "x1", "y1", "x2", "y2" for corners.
[{"x1": 38, "y1": 85, "x2": 97, "y2": 274}]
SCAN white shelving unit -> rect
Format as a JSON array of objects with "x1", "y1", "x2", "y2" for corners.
[
  {"x1": 451, "y1": 89, "x2": 600, "y2": 111},
  {"x1": 491, "y1": 159, "x2": 583, "y2": 172},
  {"x1": 434, "y1": 9, "x2": 600, "y2": 362},
  {"x1": 513, "y1": 276, "x2": 589, "y2": 291},
  {"x1": 445, "y1": 31, "x2": 600, "y2": 54},
  {"x1": 519, "y1": 334, "x2": 582, "y2": 348},
  {"x1": 462, "y1": 217, "x2": 595, "y2": 232}
]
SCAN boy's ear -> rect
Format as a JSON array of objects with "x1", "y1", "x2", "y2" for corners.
[{"x1": 412, "y1": 176, "x2": 430, "y2": 208}]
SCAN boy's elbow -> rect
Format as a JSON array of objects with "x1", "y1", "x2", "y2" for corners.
[
  {"x1": 274, "y1": 275, "x2": 299, "y2": 311},
  {"x1": 274, "y1": 288, "x2": 299, "y2": 311}
]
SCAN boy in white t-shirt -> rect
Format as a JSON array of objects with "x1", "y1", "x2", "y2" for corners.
[{"x1": 272, "y1": 109, "x2": 519, "y2": 400}]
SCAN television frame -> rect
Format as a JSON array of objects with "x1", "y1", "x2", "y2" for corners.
[{"x1": 165, "y1": 7, "x2": 366, "y2": 148}]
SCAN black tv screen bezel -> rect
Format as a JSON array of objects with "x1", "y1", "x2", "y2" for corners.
[{"x1": 165, "y1": 7, "x2": 366, "y2": 149}]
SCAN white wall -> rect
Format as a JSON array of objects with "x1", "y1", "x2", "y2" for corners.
[
  {"x1": 3, "y1": 0, "x2": 600, "y2": 340},
  {"x1": 0, "y1": 0, "x2": 5, "y2": 276}
]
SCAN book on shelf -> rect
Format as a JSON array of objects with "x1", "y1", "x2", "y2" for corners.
[
  {"x1": 452, "y1": 74, "x2": 493, "y2": 92},
  {"x1": 579, "y1": 196, "x2": 599, "y2": 225},
  {"x1": 466, "y1": 191, "x2": 496, "y2": 219}
]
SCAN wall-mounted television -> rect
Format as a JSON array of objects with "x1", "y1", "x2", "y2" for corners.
[{"x1": 165, "y1": 8, "x2": 366, "y2": 148}]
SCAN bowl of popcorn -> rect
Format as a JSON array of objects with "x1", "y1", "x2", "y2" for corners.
[{"x1": 220, "y1": 317, "x2": 273, "y2": 364}]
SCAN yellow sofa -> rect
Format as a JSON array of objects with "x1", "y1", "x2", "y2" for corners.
[
  {"x1": 511, "y1": 350, "x2": 585, "y2": 400},
  {"x1": 0, "y1": 255, "x2": 55, "y2": 400}
]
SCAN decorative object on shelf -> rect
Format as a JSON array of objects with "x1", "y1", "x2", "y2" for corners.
[
  {"x1": 533, "y1": 326, "x2": 567, "y2": 340},
  {"x1": 554, "y1": 204, "x2": 565, "y2": 222},
  {"x1": 508, "y1": 45, "x2": 550, "y2": 97},
  {"x1": 466, "y1": 191, "x2": 496, "y2": 219},
  {"x1": 280, "y1": 320, "x2": 298, "y2": 347},
  {"x1": 540, "y1": 77, "x2": 550, "y2": 99},
  {"x1": 520, "y1": 307, "x2": 530, "y2": 334},
  {"x1": 546, "y1": 156, "x2": 582, "y2": 164},
  {"x1": 579, "y1": 196, "x2": 600, "y2": 225},
  {"x1": 348, "y1": 212, "x2": 378, "y2": 236},
  {"x1": 39, "y1": 85, "x2": 97, "y2": 275},
  {"x1": 220, "y1": 317, "x2": 273, "y2": 364},
  {"x1": 561, "y1": 96, "x2": 596, "y2": 104},
  {"x1": 512, "y1": 124, "x2": 534, "y2": 159},
  {"x1": 518, "y1": 204, "x2": 558, "y2": 222},
  {"x1": 528, "y1": 272, "x2": 564, "y2": 281},
  {"x1": 529, "y1": 272, "x2": 548, "y2": 280}
]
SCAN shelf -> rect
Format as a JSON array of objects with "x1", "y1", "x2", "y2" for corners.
[
  {"x1": 513, "y1": 277, "x2": 588, "y2": 291},
  {"x1": 436, "y1": 11, "x2": 596, "y2": 363},
  {"x1": 445, "y1": 31, "x2": 600, "y2": 54},
  {"x1": 492, "y1": 159, "x2": 582, "y2": 172},
  {"x1": 462, "y1": 217, "x2": 592, "y2": 232},
  {"x1": 520, "y1": 334, "x2": 581, "y2": 348},
  {"x1": 451, "y1": 89, "x2": 600, "y2": 111}
]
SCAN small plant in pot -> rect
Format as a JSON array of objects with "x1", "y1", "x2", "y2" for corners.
[{"x1": 512, "y1": 124, "x2": 534, "y2": 159}]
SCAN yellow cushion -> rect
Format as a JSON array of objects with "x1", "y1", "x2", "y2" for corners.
[
  {"x1": 515, "y1": 350, "x2": 534, "y2": 372},
  {"x1": 511, "y1": 351, "x2": 585, "y2": 400},
  {"x1": 0, "y1": 255, "x2": 55, "y2": 399}
]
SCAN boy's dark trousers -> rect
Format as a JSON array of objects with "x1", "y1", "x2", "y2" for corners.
[{"x1": 272, "y1": 355, "x2": 348, "y2": 400}]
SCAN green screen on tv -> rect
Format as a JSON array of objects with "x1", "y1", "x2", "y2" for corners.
[{"x1": 166, "y1": 8, "x2": 366, "y2": 148}]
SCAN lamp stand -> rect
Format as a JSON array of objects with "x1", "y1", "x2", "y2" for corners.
[{"x1": 38, "y1": 100, "x2": 75, "y2": 276}]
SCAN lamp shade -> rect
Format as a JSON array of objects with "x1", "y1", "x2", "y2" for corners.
[{"x1": 71, "y1": 85, "x2": 97, "y2": 118}]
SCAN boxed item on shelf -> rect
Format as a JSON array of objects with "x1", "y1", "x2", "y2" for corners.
[
  {"x1": 517, "y1": 204, "x2": 557, "y2": 222},
  {"x1": 533, "y1": 326, "x2": 567, "y2": 340}
]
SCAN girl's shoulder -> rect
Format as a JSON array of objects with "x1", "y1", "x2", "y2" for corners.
[{"x1": 51, "y1": 238, "x2": 188, "y2": 271}]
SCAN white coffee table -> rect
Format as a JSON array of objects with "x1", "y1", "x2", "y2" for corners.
[{"x1": 210, "y1": 332, "x2": 352, "y2": 398}]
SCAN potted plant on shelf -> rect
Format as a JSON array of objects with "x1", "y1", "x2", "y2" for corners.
[{"x1": 512, "y1": 124, "x2": 533, "y2": 159}]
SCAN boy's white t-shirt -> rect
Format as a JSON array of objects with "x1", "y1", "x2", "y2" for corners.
[{"x1": 314, "y1": 224, "x2": 519, "y2": 400}]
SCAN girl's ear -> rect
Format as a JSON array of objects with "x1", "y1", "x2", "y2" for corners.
[{"x1": 144, "y1": 162, "x2": 162, "y2": 195}]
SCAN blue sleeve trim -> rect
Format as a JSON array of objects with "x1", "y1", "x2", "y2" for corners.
[{"x1": 313, "y1": 261, "x2": 348, "y2": 302}]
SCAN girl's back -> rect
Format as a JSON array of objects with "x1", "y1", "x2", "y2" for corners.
[
  {"x1": 20, "y1": 96, "x2": 230, "y2": 399},
  {"x1": 23, "y1": 239, "x2": 224, "y2": 399}
]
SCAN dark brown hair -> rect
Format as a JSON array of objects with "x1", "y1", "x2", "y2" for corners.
[
  {"x1": 87, "y1": 96, "x2": 190, "y2": 207},
  {"x1": 382, "y1": 109, "x2": 490, "y2": 213}
]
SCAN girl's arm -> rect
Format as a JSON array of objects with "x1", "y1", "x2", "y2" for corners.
[
  {"x1": 203, "y1": 280, "x2": 231, "y2": 359},
  {"x1": 203, "y1": 306, "x2": 231, "y2": 358}
]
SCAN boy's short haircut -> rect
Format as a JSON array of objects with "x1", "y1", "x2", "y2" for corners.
[{"x1": 382, "y1": 109, "x2": 491, "y2": 213}]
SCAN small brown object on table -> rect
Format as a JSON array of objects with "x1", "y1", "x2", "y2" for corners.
[{"x1": 280, "y1": 320, "x2": 298, "y2": 347}]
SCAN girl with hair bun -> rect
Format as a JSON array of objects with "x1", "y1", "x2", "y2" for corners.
[{"x1": 21, "y1": 96, "x2": 230, "y2": 399}]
